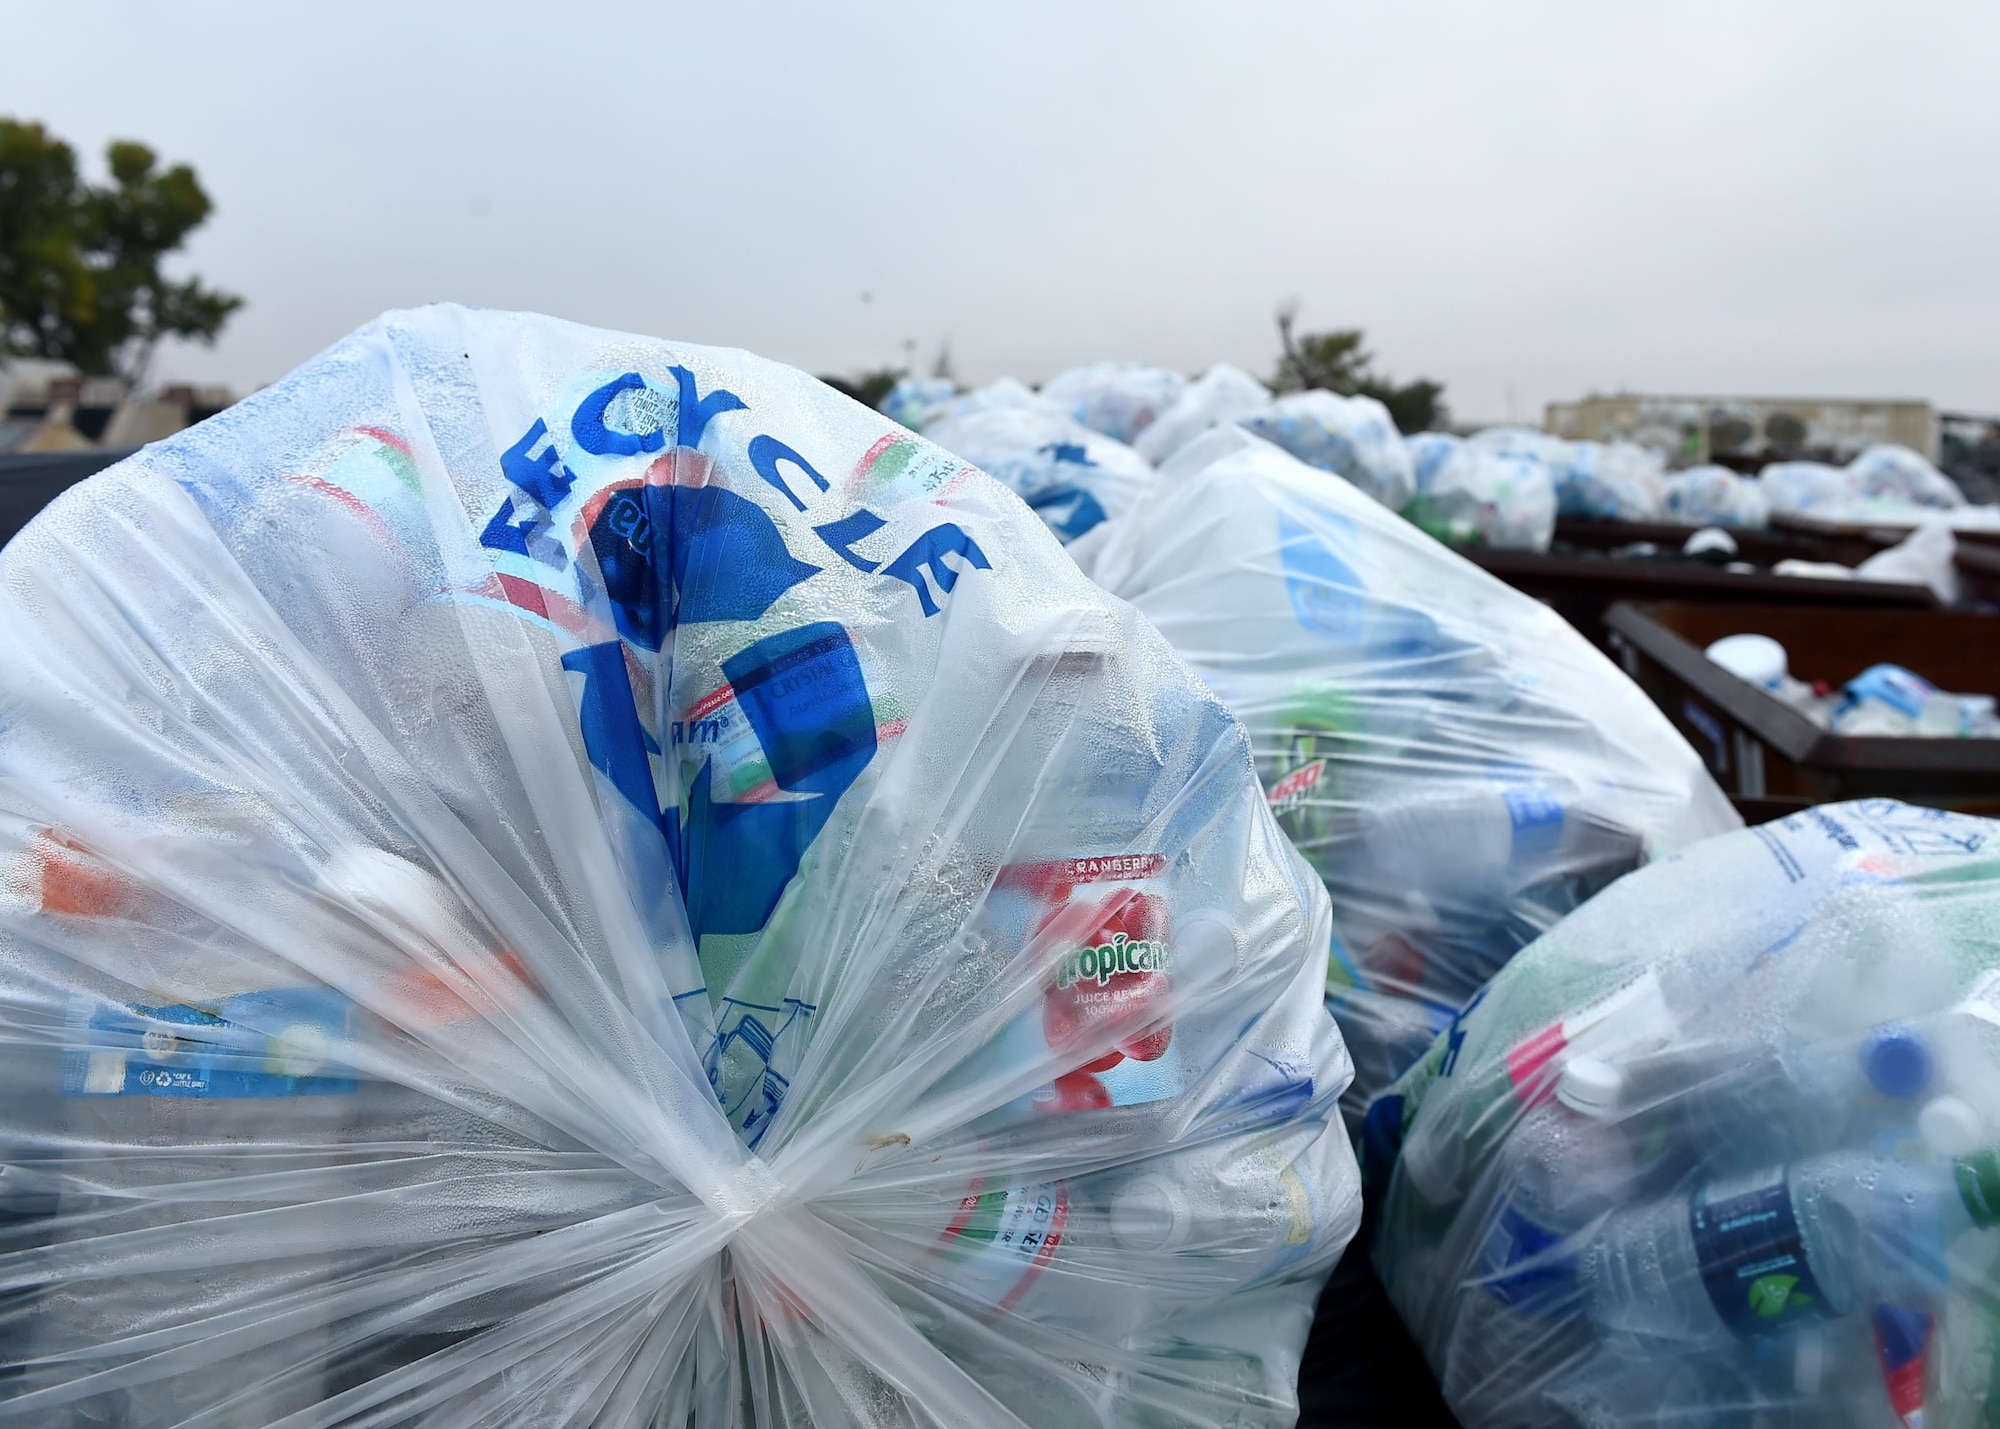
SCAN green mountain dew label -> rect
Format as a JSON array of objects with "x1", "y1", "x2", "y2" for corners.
[{"x1": 1691, "y1": 1169, "x2": 1838, "y2": 1338}]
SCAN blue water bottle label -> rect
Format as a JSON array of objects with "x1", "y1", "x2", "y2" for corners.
[
  {"x1": 1690, "y1": 1170, "x2": 1837, "y2": 1337},
  {"x1": 1477, "y1": 1202, "x2": 1577, "y2": 1317}
]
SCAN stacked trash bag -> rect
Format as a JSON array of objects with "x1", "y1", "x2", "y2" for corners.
[
  {"x1": 0, "y1": 306, "x2": 1364, "y2": 1427},
  {"x1": 1071, "y1": 425, "x2": 1740, "y2": 1125},
  {"x1": 1369, "y1": 799, "x2": 2000, "y2": 1429}
]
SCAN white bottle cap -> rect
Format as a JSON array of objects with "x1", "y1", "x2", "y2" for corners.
[
  {"x1": 1704, "y1": 633, "x2": 1788, "y2": 690},
  {"x1": 1556, "y1": 1056, "x2": 1625, "y2": 1118},
  {"x1": 1920, "y1": 1095, "x2": 1987, "y2": 1159},
  {"x1": 1109, "y1": 1177, "x2": 1189, "y2": 1252}
]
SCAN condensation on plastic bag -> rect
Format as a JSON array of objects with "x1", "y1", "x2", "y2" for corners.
[
  {"x1": 925, "y1": 400, "x2": 1154, "y2": 543},
  {"x1": 0, "y1": 306, "x2": 1360, "y2": 1428},
  {"x1": 1080, "y1": 427, "x2": 1736, "y2": 1125},
  {"x1": 1402, "y1": 434, "x2": 1556, "y2": 551},
  {"x1": 1371, "y1": 800, "x2": 2000, "y2": 1429},
  {"x1": 1239, "y1": 391, "x2": 1416, "y2": 511}
]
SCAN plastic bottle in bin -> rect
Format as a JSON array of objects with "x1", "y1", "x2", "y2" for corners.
[{"x1": 1583, "y1": 1148, "x2": 2000, "y2": 1343}]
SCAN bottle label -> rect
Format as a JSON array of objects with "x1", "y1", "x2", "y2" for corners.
[
  {"x1": 63, "y1": 989, "x2": 359, "y2": 1099},
  {"x1": 1690, "y1": 1169, "x2": 1838, "y2": 1338},
  {"x1": 1476, "y1": 1203, "x2": 1576, "y2": 1317},
  {"x1": 987, "y1": 857, "x2": 1189, "y2": 1112},
  {"x1": 935, "y1": 1179, "x2": 1068, "y2": 1315}
]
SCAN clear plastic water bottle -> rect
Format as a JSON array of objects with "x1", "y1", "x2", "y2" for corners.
[
  {"x1": 1438, "y1": 1059, "x2": 1633, "y2": 1420},
  {"x1": 1106, "y1": 1119, "x2": 1359, "y2": 1291},
  {"x1": 1583, "y1": 1147, "x2": 2000, "y2": 1346}
]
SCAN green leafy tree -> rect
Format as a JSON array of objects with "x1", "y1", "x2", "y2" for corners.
[
  {"x1": 0, "y1": 118, "x2": 241, "y2": 382},
  {"x1": 1271, "y1": 303, "x2": 1445, "y2": 434}
]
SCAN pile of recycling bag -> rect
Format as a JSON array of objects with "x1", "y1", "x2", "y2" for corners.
[
  {"x1": 11, "y1": 311, "x2": 2000, "y2": 1427},
  {"x1": 1369, "y1": 799, "x2": 2000, "y2": 1428},
  {"x1": 0, "y1": 307, "x2": 1363, "y2": 1427}
]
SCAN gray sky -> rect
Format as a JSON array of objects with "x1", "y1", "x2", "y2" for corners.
[{"x1": 8, "y1": 2, "x2": 1998, "y2": 423}]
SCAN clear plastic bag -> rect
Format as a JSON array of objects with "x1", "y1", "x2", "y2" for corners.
[
  {"x1": 1078, "y1": 427, "x2": 1736, "y2": 1126},
  {"x1": 1849, "y1": 444, "x2": 1966, "y2": 510},
  {"x1": 1762, "y1": 460, "x2": 1863, "y2": 517},
  {"x1": 925, "y1": 400, "x2": 1155, "y2": 543},
  {"x1": 878, "y1": 377, "x2": 958, "y2": 433},
  {"x1": 1402, "y1": 434, "x2": 1557, "y2": 551},
  {"x1": 1133, "y1": 366, "x2": 1273, "y2": 468},
  {"x1": 1659, "y1": 465, "x2": 1771, "y2": 529},
  {"x1": 1371, "y1": 800, "x2": 2000, "y2": 1429},
  {"x1": 1239, "y1": 392, "x2": 1416, "y2": 511},
  {"x1": 1555, "y1": 441, "x2": 1665, "y2": 522},
  {"x1": 1037, "y1": 364, "x2": 1188, "y2": 446},
  {"x1": 0, "y1": 306, "x2": 1359, "y2": 1428}
]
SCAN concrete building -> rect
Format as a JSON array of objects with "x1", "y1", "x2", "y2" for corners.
[{"x1": 1545, "y1": 393, "x2": 1938, "y2": 468}]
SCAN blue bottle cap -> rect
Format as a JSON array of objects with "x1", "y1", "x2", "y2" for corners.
[{"x1": 1862, "y1": 1025, "x2": 1933, "y2": 1100}]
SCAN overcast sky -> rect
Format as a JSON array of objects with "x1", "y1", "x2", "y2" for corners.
[{"x1": 7, "y1": 2, "x2": 1997, "y2": 423}]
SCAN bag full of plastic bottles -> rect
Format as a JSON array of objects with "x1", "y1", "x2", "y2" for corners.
[
  {"x1": 1370, "y1": 799, "x2": 2000, "y2": 1429},
  {"x1": 877, "y1": 376, "x2": 958, "y2": 433},
  {"x1": 924, "y1": 399, "x2": 1155, "y2": 544},
  {"x1": 1037, "y1": 363, "x2": 1188, "y2": 446},
  {"x1": 1551, "y1": 440, "x2": 1666, "y2": 522},
  {"x1": 1401, "y1": 433, "x2": 1557, "y2": 551},
  {"x1": 1660, "y1": 464, "x2": 1771, "y2": 529},
  {"x1": 0, "y1": 306, "x2": 1361, "y2": 1428},
  {"x1": 1239, "y1": 391, "x2": 1417, "y2": 512},
  {"x1": 1133, "y1": 365, "x2": 1274, "y2": 468},
  {"x1": 1849, "y1": 444, "x2": 1966, "y2": 510},
  {"x1": 1081, "y1": 426, "x2": 1737, "y2": 1128}
]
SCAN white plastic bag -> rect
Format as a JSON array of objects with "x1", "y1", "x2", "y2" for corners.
[
  {"x1": 1402, "y1": 433, "x2": 1557, "y2": 551},
  {"x1": 1552, "y1": 441, "x2": 1665, "y2": 522},
  {"x1": 925, "y1": 400, "x2": 1155, "y2": 543},
  {"x1": 1239, "y1": 391, "x2": 1417, "y2": 511},
  {"x1": 1762, "y1": 460, "x2": 1861, "y2": 517},
  {"x1": 1660, "y1": 464, "x2": 1771, "y2": 529},
  {"x1": 1038, "y1": 363, "x2": 1188, "y2": 445},
  {"x1": 1134, "y1": 365, "x2": 1273, "y2": 467},
  {"x1": 1855, "y1": 518, "x2": 1962, "y2": 604},
  {"x1": 878, "y1": 376, "x2": 958, "y2": 432},
  {"x1": 1849, "y1": 443, "x2": 1965, "y2": 509},
  {"x1": 1371, "y1": 800, "x2": 2000, "y2": 1429},
  {"x1": 0, "y1": 306, "x2": 1359, "y2": 1428},
  {"x1": 1081, "y1": 427, "x2": 1737, "y2": 1124}
]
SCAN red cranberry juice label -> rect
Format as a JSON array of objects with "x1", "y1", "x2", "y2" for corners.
[{"x1": 987, "y1": 856, "x2": 1188, "y2": 1112}]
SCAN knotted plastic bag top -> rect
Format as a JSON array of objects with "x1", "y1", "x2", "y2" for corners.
[{"x1": 0, "y1": 307, "x2": 1357, "y2": 1427}]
